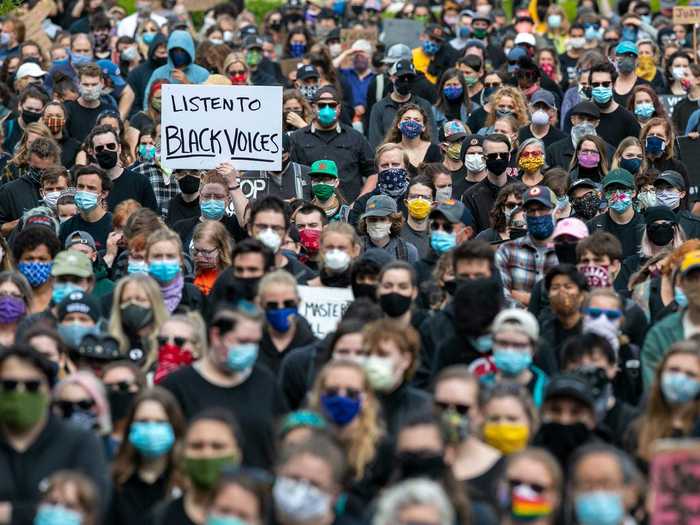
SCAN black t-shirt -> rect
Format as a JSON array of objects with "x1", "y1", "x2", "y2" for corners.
[
  {"x1": 587, "y1": 211, "x2": 645, "y2": 259},
  {"x1": 107, "y1": 469, "x2": 170, "y2": 525},
  {"x1": 166, "y1": 194, "x2": 199, "y2": 226},
  {"x1": 106, "y1": 168, "x2": 159, "y2": 212},
  {"x1": 150, "y1": 497, "x2": 194, "y2": 525},
  {"x1": 65, "y1": 100, "x2": 111, "y2": 142},
  {"x1": 58, "y1": 135, "x2": 81, "y2": 169},
  {"x1": 160, "y1": 364, "x2": 288, "y2": 469},
  {"x1": 258, "y1": 317, "x2": 317, "y2": 375},
  {"x1": 597, "y1": 105, "x2": 641, "y2": 147},
  {"x1": 59, "y1": 211, "x2": 113, "y2": 251},
  {"x1": 517, "y1": 124, "x2": 567, "y2": 149},
  {"x1": 613, "y1": 77, "x2": 650, "y2": 107},
  {"x1": 450, "y1": 164, "x2": 471, "y2": 199},
  {"x1": 559, "y1": 51, "x2": 580, "y2": 85}
]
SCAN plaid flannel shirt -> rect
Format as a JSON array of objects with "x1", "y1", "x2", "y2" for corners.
[
  {"x1": 495, "y1": 235, "x2": 558, "y2": 306},
  {"x1": 132, "y1": 161, "x2": 179, "y2": 218}
]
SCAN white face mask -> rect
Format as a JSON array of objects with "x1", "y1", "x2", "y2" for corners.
[
  {"x1": 324, "y1": 248, "x2": 351, "y2": 271},
  {"x1": 435, "y1": 186, "x2": 453, "y2": 202},
  {"x1": 273, "y1": 477, "x2": 330, "y2": 523},
  {"x1": 464, "y1": 153, "x2": 486, "y2": 173},
  {"x1": 329, "y1": 42, "x2": 342, "y2": 58},
  {"x1": 367, "y1": 222, "x2": 391, "y2": 241},
  {"x1": 42, "y1": 191, "x2": 61, "y2": 208},
  {"x1": 256, "y1": 228, "x2": 282, "y2": 253},
  {"x1": 364, "y1": 355, "x2": 397, "y2": 391}
]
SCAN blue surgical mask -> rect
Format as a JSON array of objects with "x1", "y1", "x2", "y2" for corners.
[
  {"x1": 493, "y1": 349, "x2": 532, "y2": 375},
  {"x1": 320, "y1": 393, "x2": 361, "y2": 426},
  {"x1": 58, "y1": 323, "x2": 97, "y2": 349},
  {"x1": 226, "y1": 342, "x2": 259, "y2": 372},
  {"x1": 70, "y1": 51, "x2": 92, "y2": 66},
  {"x1": 591, "y1": 86, "x2": 613, "y2": 105},
  {"x1": 34, "y1": 504, "x2": 83, "y2": 525},
  {"x1": 206, "y1": 515, "x2": 249, "y2": 525},
  {"x1": 148, "y1": 260, "x2": 181, "y2": 283},
  {"x1": 18, "y1": 261, "x2": 53, "y2": 288},
  {"x1": 526, "y1": 214, "x2": 554, "y2": 240},
  {"x1": 266, "y1": 307, "x2": 297, "y2": 333},
  {"x1": 575, "y1": 491, "x2": 624, "y2": 525},
  {"x1": 675, "y1": 287, "x2": 688, "y2": 307},
  {"x1": 662, "y1": 371, "x2": 700, "y2": 404},
  {"x1": 142, "y1": 33, "x2": 156, "y2": 45},
  {"x1": 472, "y1": 334, "x2": 492, "y2": 353},
  {"x1": 52, "y1": 283, "x2": 82, "y2": 305},
  {"x1": 74, "y1": 190, "x2": 99, "y2": 212},
  {"x1": 128, "y1": 421, "x2": 175, "y2": 457},
  {"x1": 458, "y1": 26, "x2": 471, "y2": 39},
  {"x1": 317, "y1": 105, "x2": 337, "y2": 127},
  {"x1": 201, "y1": 199, "x2": 226, "y2": 220},
  {"x1": 430, "y1": 231, "x2": 456, "y2": 254},
  {"x1": 634, "y1": 102, "x2": 654, "y2": 119},
  {"x1": 128, "y1": 259, "x2": 148, "y2": 275}
]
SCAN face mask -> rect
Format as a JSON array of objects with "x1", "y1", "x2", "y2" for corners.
[
  {"x1": 575, "y1": 491, "x2": 624, "y2": 525},
  {"x1": 108, "y1": 390, "x2": 135, "y2": 423},
  {"x1": 675, "y1": 286, "x2": 688, "y2": 307},
  {"x1": 464, "y1": 153, "x2": 486, "y2": 172},
  {"x1": 379, "y1": 292, "x2": 412, "y2": 318},
  {"x1": 483, "y1": 152, "x2": 511, "y2": 176},
  {"x1": 398, "y1": 120, "x2": 423, "y2": 139},
  {"x1": 571, "y1": 122, "x2": 596, "y2": 146},
  {"x1": 246, "y1": 50, "x2": 262, "y2": 68},
  {"x1": 18, "y1": 261, "x2": 52, "y2": 288},
  {"x1": 201, "y1": 199, "x2": 226, "y2": 220},
  {"x1": 533, "y1": 421, "x2": 591, "y2": 466},
  {"x1": 52, "y1": 283, "x2": 82, "y2": 305},
  {"x1": 352, "y1": 282, "x2": 377, "y2": 300},
  {"x1": 329, "y1": 43, "x2": 342, "y2": 57},
  {"x1": 170, "y1": 48, "x2": 191, "y2": 68},
  {"x1": 656, "y1": 189, "x2": 681, "y2": 210},
  {"x1": 493, "y1": 349, "x2": 532, "y2": 375},
  {"x1": 634, "y1": 102, "x2": 654, "y2": 119},
  {"x1": 547, "y1": 14, "x2": 561, "y2": 28},
  {"x1": 647, "y1": 222, "x2": 675, "y2": 246},
  {"x1": 129, "y1": 421, "x2": 175, "y2": 457},
  {"x1": 121, "y1": 303, "x2": 154, "y2": 333},
  {"x1": 662, "y1": 372, "x2": 700, "y2": 404},
  {"x1": 568, "y1": 37, "x2": 586, "y2": 49},
  {"x1": 672, "y1": 66, "x2": 687, "y2": 81},
  {"x1": 298, "y1": 229, "x2": 321, "y2": 255},
  {"x1": 266, "y1": 306, "x2": 297, "y2": 333},
  {"x1": 443, "y1": 85, "x2": 463, "y2": 101},
  {"x1": 226, "y1": 343, "x2": 259, "y2": 372},
  {"x1": 445, "y1": 142, "x2": 462, "y2": 161},
  {"x1": 34, "y1": 505, "x2": 82, "y2": 525},
  {"x1": 645, "y1": 135, "x2": 666, "y2": 155},
  {"x1": 554, "y1": 240, "x2": 578, "y2": 265},
  {"x1": 617, "y1": 56, "x2": 636, "y2": 75},
  {"x1": 207, "y1": 515, "x2": 248, "y2": 525},
  {"x1": 42, "y1": 190, "x2": 62, "y2": 209},
  {"x1": 70, "y1": 52, "x2": 92, "y2": 66},
  {"x1": 149, "y1": 259, "x2": 180, "y2": 283},
  {"x1": 80, "y1": 85, "x2": 102, "y2": 102},
  {"x1": 43, "y1": 115, "x2": 65, "y2": 135},
  {"x1": 471, "y1": 333, "x2": 493, "y2": 353},
  {"x1": 273, "y1": 477, "x2": 330, "y2": 523},
  {"x1": 572, "y1": 192, "x2": 601, "y2": 220},
  {"x1": 317, "y1": 105, "x2": 337, "y2": 127},
  {"x1": 458, "y1": 26, "x2": 471, "y2": 39},
  {"x1": 318, "y1": 248, "x2": 350, "y2": 274},
  {"x1": 96, "y1": 149, "x2": 119, "y2": 170},
  {"x1": 503, "y1": 484, "x2": 554, "y2": 522},
  {"x1": 518, "y1": 154, "x2": 544, "y2": 173},
  {"x1": 74, "y1": 190, "x2": 100, "y2": 212},
  {"x1": 431, "y1": 230, "x2": 457, "y2": 254},
  {"x1": 584, "y1": 25, "x2": 602, "y2": 41},
  {"x1": 636, "y1": 190, "x2": 656, "y2": 210},
  {"x1": 309, "y1": 181, "x2": 334, "y2": 202},
  {"x1": 620, "y1": 157, "x2": 642, "y2": 174},
  {"x1": 127, "y1": 259, "x2": 148, "y2": 274},
  {"x1": 407, "y1": 198, "x2": 431, "y2": 220},
  {"x1": 396, "y1": 450, "x2": 446, "y2": 480},
  {"x1": 58, "y1": 323, "x2": 97, "y2": 349},
  {"x1": 578, "y1": 151, "x2": 600, "y2": 168},
  {"x1": 378, "y1": 167, "x2": 409, "y2": 197},
  {"x1": 393, "y1": 78, "x2": 412, "y2": 96},
  {"x1": 256, "y1": 228, "x2": 282, "y2": 252},
  {"x1": 579, "y1": 264, "x2": 612, "y2": 289},
  {"x1": 496, "y1": 109, "x2": 514, "y2": 119},
  {"x1": 289, "y1": 42, "x2": 307, "y2": 58},
  {"x1": 121, "y1": 46, "x2": 139, "y2": 62},
  {"x1": 138, "y1": 144, "x2": 156, "y2": 160},
  {"x1": 483, "y1": 422, "x2": 529, "y2": 454},
  {"x1": 440, "y1": 408, "x2": 469, "y2": 444},
  {"x1": 435, "y1": 186, "x2": 452, "y2": 202},
  {"x1": 184, "y1": 455, "x2": 239, "y2": 490},
  {"x1": 422, "y1": 40, "x2": 440, "y2": 55},
  {"x1": 0, "y1": 295, "x2": 26, "y2": 324},
  {"x1": 473, "y1": 27, "x2": 488, "y2": 39},
  {"x1": 367, "y1": 222, "x2": 391, "y2": 241},
  {"x1": 583, "y1": 314, "x2": 620, "y2": 353},
  {"x1": 606, "y1": 190, "x2": 633, "y2": 214},
  {"x1": 151, "y1": 97, "x2": 162, "y2": 111},
  {"x1": 531, "y1": 109, "x2": 549, "y2": 126},
  {"x1": 67, "y1": 407, "x2": 97, "y2": 430},
  {"x1": 0, "y1": 390, "x2": 47, "y2": 431},
  {"x1": 178, "y1": 174, "x2": 200, "y2": 194},
  {"x1": 364, "y1": 355, "x2": 397, "y2": 391},
  {"x1": 526, "y1": 214, "x2": 554, "y2": 240},
  {"x1": 20, "y1": 108, "x2": 42, "y2": 125},
  {"x1": 320, "y1": 393, "x2": 361, "y2": 425}
]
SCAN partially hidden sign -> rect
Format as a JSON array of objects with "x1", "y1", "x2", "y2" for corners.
[
  {"x1": 298, "y1": 285, "x2": 354, "y2": 338},
  {"x1": 160, "y1": 84, "x2": 283, "y2": 171},
  {"x1": 673, "y1": 6, "x2": 700, "y2": 25},
  {"x1": 650, "y1": 439, "x2": 700, "y2": 525}
]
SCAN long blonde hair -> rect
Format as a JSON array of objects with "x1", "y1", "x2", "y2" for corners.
[
  {"x1": 486, "y1": 86, "x2": 529, "y2": 128},
  {"x1": 308, "y1": 360, "x2": 383, "y2": 480},
  {"x1": 9, "y1": 121, "x2": 53, "y2": 167},
  {"x1": 108, "y1": 273, "x2": 169, "y2": 369}
]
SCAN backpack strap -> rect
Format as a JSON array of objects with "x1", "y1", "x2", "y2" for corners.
[{"x1": 395, "y1": 238, "x2": 408, "y2": 261}]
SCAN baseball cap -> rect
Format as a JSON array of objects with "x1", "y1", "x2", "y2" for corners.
[
  {"x1": 364, "y1": 0, "x2": 381, "y2": 10},
  {"x1": 530, "y1": 89, "x2": 556, "y2": 109},
  {"x1": 425, "y1": 23, "x2": 446, "y2": 41},
  {"x1": 514, "y1": 32, "x2": 536, "y2": 47},
  {"x1": 52, "y1": 250, "x2": 94, "y2": 278},
  {"x1": 544, "y1": 374, "x2": 595, "y2": 410},
  {"x1": 351, "y1": 39, "x2": 372, "y2": 54},
  {"x1": 681, "y1": 250, "x2": 700, "y2": 276},
  {"x1": 96, "y1": 59, "x2": 126, "y2": 88},
  {"x1": 507, "y1": 46, "x2": 528, "y2": 62},
  {"x1": 297, "y1": 64, "x2": 320, "y2": 81},
  {"x1": 243, "y1": 35, "x2": 265, "y2": 49},
  {"x1": 240, "y1": 24, "x2": 259, "y2": 37},
  {"x1": 65, "y1": 230, "x2": 96, "y2": 251},
  {"x1": 471, "y1": 11, "x2": 492, "y2": 23},
  {"x1": 602, "y1": 168, "x2": 635, "y2": 190},
  {"x1": 443, "y1": 120, "x2": 467, "y2": 142},
  {"x1": 615, "y1": 41, "x2": 638, "y2": 56},
  {"x1": 644, "y1": 205, "x2": 677, "y2": 225},
  {"x1": 491, "y1": 308, "x2": 539, "y2": 341},
  {"x1": 522, "y1": 185, "x2": 555, "y2": 209},
  {"x1": 362, "y1": 195, "x2": 397, "y2": 219},
  {"x1": 552, "y1": 217, "x2": 589, "y2": 239},
  {"x1": 314, "y1": 85, "x2": 339, "y2": 103},
  {"x1": 382, "y1": 44, "x2": 412, "y2": 64},
  {"x1": 309, "y1": 159, "x2": 338, "y2": 178},
  {"x1": 655, "y1": 170, "x2": 686, "y2": 191},
  {"x1": 391, "y1": 58, "x2": 416, "y2": 77},
  {"x1": 15, "y1": 62, "x2": 47, "y2": 80},
  {"x1": 460, "y1": 134, "x2": 484, "y2": 160},
  {"x1": 57, "y1": 290, "x2": 101, "y2": 323},
  {"x1": 568, "y1": 178, "x2": 600, "y2": 195},
  {"x1": 571, "y1": 101, "x2": 600, "y2": 119},
  {"x1": 430, "y1": 199, "x2": 473, "y2": 226},
  {"x1": 360, "y1": 247, "x2": 394, "y2": 267}
]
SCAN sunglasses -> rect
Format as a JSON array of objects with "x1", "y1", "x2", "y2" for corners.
[
  {"x1": 105, "y1": 381, "x2": 135, "y2": 393},
  {"x1": 485, "y1": 152, "x2": 508, "y2": 161},
  {"x1": 430, "y1": 221, "x2": 454, "y2": 233},
  {"x1": 0, "y1": 379, "x2": 41, "y2": 392},
  {"x1": 316, "y1": 102, "x2": 338, "y2": 109},
  {"x1": 157, "y1": 335, "x2": 190, "y2": 347},
  {"x1": 55, "y1": 399, "x2": 95, "y2": 416},
  {"x1": 508, "y1": 479, "x2": 548, "y2": 494},
  {"x1": 591, "y1": 81, "x2": 612, "y2": 88},
  {"x1": 265, "y1": 299, "x2": 297, "y2": 310},
  {"x1": 484, "y1": 82, "x2": 502, "y2": 88},
  {"x1": 229, "y1": 70, "x2": 246, "y2": 75},
  {"x1": 434, "y1": 400, "x2": 470, "y2": 415},
  {"x1": 324, "y1": 387, "x2": 361, "y2": 400},
  {"x1": 583, "y1": 307, "x2": 622, "y2": 320},
  {"x1": 94, "y1": 143, "x2": 118, "y2": 153}
]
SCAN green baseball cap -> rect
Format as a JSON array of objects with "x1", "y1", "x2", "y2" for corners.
[
  {"x1": 51, "y1": 250, "x2": 93, "y2": 278},
  {"x1": 309, "y1": 160, "x2": 338, "y2": 178},
  {"x1": 602, "y1": 168, "x2": 635, "y2": 190}
]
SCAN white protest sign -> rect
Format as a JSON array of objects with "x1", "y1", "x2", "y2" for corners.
[
  {"x1": 298, "y1": 285, "x2": 354, "y2": 338},
  {"x1": 160, "y1": 84, "x2": 283, "y2": 171}
]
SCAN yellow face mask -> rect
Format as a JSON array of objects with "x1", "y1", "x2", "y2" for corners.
[
  {"x1": 518, "y1": 154, "x2": 545, "y2": 173},
  {"x1": 406, "y1": 197, "x2": 432, "y2": 220},
  {"x1": 636, "y1": 55, "x2": 656, "y2": 82},
  {"x1": 483, "y1": 422, "x2": 529, "y2": 454}
]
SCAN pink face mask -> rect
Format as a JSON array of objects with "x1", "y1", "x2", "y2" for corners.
[{"x1": 578, "y1": 150, "x2": 600, "y2": 168}]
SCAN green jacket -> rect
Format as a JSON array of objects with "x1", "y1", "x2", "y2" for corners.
[
  {"x1": 92, "y1": 259, "x2": 114, "y2": 299},
  {"x1": 641, "y1": 311, "x2": 684, "y2": 388}
]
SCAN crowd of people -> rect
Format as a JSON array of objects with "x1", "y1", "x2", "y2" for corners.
[{"x1": 2, "y1": 0, "x2": 700, "y2": 523}]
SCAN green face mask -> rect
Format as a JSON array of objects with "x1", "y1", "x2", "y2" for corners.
[
  {"x1": 414, "y1": 14, "x2": 429, "y2": 22},
  {"x1": 473, "y1": 27, "x2": 487, "y2": 39},
  {"x1": 184, "y1": 454, "x2": 239, "y2": 490},
  {"x1": 0, "y1": 390, "x2": 48, "y2": 431},
  {"x1": 246, "y1": 50, "x2": 262, "y2": 67},
  {"x1": 312, "y1": 182, "x2": 335, "y2": 201},
  {"x1": 464, "y1": 75, "x2": 479, "y2": 86}
]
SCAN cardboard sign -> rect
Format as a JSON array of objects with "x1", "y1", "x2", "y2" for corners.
[
  {"x1": 674, "y1": 6, "x2": 700, "y2": 25},
  {"x1": 280, "y1": 58, "x2": 302, "y2": 79},
  {"x1": 382, "y1": 19, "x2": 423, "y2": 50},
  {"x1": 659, "y1": 95, "x2": 685, "y2": 119},
  {"x1": 298, "y1": 285, "x2": 354, "y2": 338},
  {"x1": 341, "y1": 27, "x2": 378, "y2": 48},
  {"x1": 160, "y1": 84, "x2": 283, "y2": 171},
  {"x1": 677, "y1": 136, "x2": 700, "y2": 201},
  {"x1": 650, "y1": 439, "x2": 700, "y2": 525},
  {"x1": 19, "y1": 0, "x2": 55, "y2": 51},
  {"x1": 183, "y1": 0, "x2": 223, "y2": 11}
]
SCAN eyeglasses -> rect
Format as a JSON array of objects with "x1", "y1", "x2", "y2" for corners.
[
  {"x1": 508, "y1": 479, "x2": 549, "y2": 494},
  {"x1": 265, "y1": 299, "x2": 297, "y2": 310},
  {"x1": 484, "y1": 82, "x2": 502, "y2": 88},
  {"x1": 485, "y1": 152, "x2": 508, "y2": 161},
  {"x1": 55, "y1": 399, "x2": 95, "y2": 415},
  {"x1": 105, "y1": 381, "x2": 135, "y2": 392},
  {"x1": 323, "y1": 387, "x2": 361, "y2": 400},
  {"x1": 192, "y1": 247, "x2": 218, "y2": 256},
  {"x1": 316, "y1": 102, "x2": 338, "y2": 109},
  {"x1": 253, "y1": 223, "x2": 285, "y2": 235},
  {"x1": 0, "y1": 379, "x2": 41, "y2": 392},
  {"x1": 583, "y1": 307, "x2": 622, "y2": 320},
  {"x1": 590, "y1": 81, "x2": 612, "y2": 88},
  {"x1": 430, "y1": 221, "x2": 453, "y2": 233},
  {"x1": 94, "y1": 143, "x2": 118, "y2": 153},
  {"x1": 157, "y1": 335, "x2": 191, "y2": 347},
  {"x1": 434, "y1": 400, "x2": 470, "y2": 415},
  {"x1": 519, "y1": 150, "x2": 542, "y2": 158}
]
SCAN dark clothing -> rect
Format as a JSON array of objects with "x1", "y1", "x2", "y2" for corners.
[
  {"x1": 449, "y1": 164, "x2": 473, "y2": 200},
  {"x1": 149, "y1": 497, "x2": 194, "y2": 525},
  {"x1": 596, "y1": 105, "x2": 641, "y2": 147},
  {"x1": 378, "y1": 383, "x2": 432, "y2": 437},
  {"x1": 368, "y1": 93, "x2": 438, "y2": 150},
  {"x1": 612, "y1": 76, "x2": 650, "y2": 107},
  {"x1": 126, "y1": 34, "x2": 168, "y2": 119},
  {"x1": 166, "y1": 195, "x2": 199, "y2": 226},
  {"x1": 58, "y1": 135, "x2": 81, "y2": 169},
  {"x1": 0, "y1": 175, "x2": 40, "y2": 227},
  {"x1": 517, "y1": 124, "x2": 567, "y2": 149},
  {"x1": 59, "y1": 211, "x2": 113, "y2": 251},
  {"x1": 400, "y1": 223, "x2": 430, "y2": 259},
  {"x1": 258, "y1": 316, "x2": 317, "y2": 376},
  {"x1": 289, "y1": 123, "x2": 375, "y2": 202},
  {"x1": 161, "y1": 364, "x2": 288, "y2": 469},
  {"x1": 432, "y1": 334, "x2": 485, "y2": 376},
  {"x1": 348, "y1": 189, "x2": 408, "y2": 226},
  {"x1": 280, "y1": 254, "x2": 317, "y2": 284},
  {"x1": 587, "y1": 212, "x2": 645, "y2": 259},
  {"x1": 603, "y1": 400, "x2": 640, "y2": 449},
  {"x1": 466, "y1": 106, "x2": 488, "y2": 135},
  {"x1": 277, "y1": 337, "x2": 330, "y2": 410},
  {"x1": 2, "y1": 116, "x2": 22, "y2": 154},
  {"x1": 672, "y1": 96, "x2": 700, "y2": 135},
  {"x1": 172, "y1": 214, "x2": 246, "y2": 248},
  {"x1": 0, "y1": 414, "x2": 110, "y2": 525},
  {"x1": 241, "y1": 162, "x2": 312, "y2": 201},
  {"x1": 106, "y1": 167, "x2": 159, "y2": 212},
  {"x1": 365, "y1": 73, "x2": 437, "y2": 134},
  {"x1": 415, "y1": 304, "x2": 456, "y2": 388},
  {"x1": 536, "y1": 316, "x2": 582, "y2": 374},
  {"x1": 461, "y1": 177, "x2": 505, "y2": 233},
  {"x1": 107, "y1": 469, "x2": 171, "y2": 525},
  {"x1": 679, "y1": 210, "x2": 700, "y2": 239},
  {"x1": 414, "y1": 249, "x2": 440, "y2": 287},
  {"x1": 65, "y1": 99, "x2": 113, "y2": 142}
]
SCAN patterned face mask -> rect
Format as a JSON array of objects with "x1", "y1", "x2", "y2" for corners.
[{"x1": 378, "y1": 168, "x2": 409, "y2": 197}]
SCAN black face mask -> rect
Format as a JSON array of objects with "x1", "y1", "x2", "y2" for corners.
[
  {"x1": 554, "y1": 240, "x2": 578, "y2": 264},
  {"x1": 532, "y1": 422, "x2": 592, "y2": 466},
  {"x1": 321, "y1": 269, "x2": 351, "y2": 288},
  {"x1": 21, "y1": 109, "x2": 42, "y2": 124},
  {"x1": 486, "y1": 157, "x2": 509, "y2": 175},
  {"x1": 444, "y1": 280, "x2": 457, "y2": 296},
  {"x1": 396, "y1": 450, "x2": 446, "y2": 481},
  {"x1": 394, "y1": 79, "x2": 412, "y2": 96},
  {"x1": 107, "y1": 390, "x2": 135, "y2": 423},
  {"x1": 509, "y1": 227, "x2": 527, "y2": 240},
  {"x1": 352, "y1": 282, "x2": 377, "y2": 301},
  {"x1": 647, "y1": 222, "x2": 675, "y2": 246},
  {"x1": 96, "y1": 149, "x2": 119, "y2": 170},
  {"x1": 379, "y1": 292, "x2": 412, "y2": 317},
  {"x1": 229, "y1": 277, "x2": 260, "y2": 302},
  {"x1": 178, "y1": 174, "x2": 200, "y2": 194},
  {"x1": 270, "y1": 20, "x2": 282, "y2": 31},
  {"x1": 151, "y1": 56, "x2": 167, "y2": 68},
  {"x1": 350, "y1": 4, "x2": 363, "y2": 15},
  {"x1": 121, "y1": 304, "x2": 154, "y2": 334}
]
